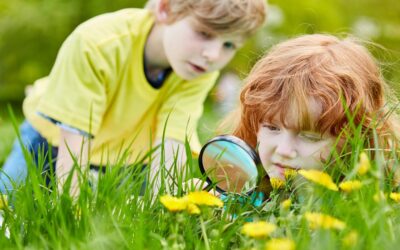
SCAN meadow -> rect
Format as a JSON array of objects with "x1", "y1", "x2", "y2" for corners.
[
  {"x1": 1, "y1": 0, "x2": 400, "y2": 249},
  {"x1": 0, "y1": 106, "x2": 400, "y2": 249}
]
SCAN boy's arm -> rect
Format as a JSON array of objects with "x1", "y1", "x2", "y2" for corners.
[
  {"x1": 56, "y1": 128, "x2": 90, "y2": 198},
  {"x1": 150, "y1": 74, "x2": 220, "y2": 195},
  {"x1": 149, "y1": 138, "x2": 187, "y2": 195}
]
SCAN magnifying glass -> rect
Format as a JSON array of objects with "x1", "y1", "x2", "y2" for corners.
[{"x1": 198, "y1": 135, "x2": 271, "y2": 195}]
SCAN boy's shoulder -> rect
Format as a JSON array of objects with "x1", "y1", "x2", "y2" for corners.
[
  {"x1": 80, "y1": 8, "x2": 151, "y2": 28},
  {"x1": 73, "y1": 8, "x2": 154, "y2": 45}
]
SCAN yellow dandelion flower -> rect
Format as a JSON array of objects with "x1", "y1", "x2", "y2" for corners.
[
  {"x1": 339, "y1": 180, "x2": 362, "y2": 193},
  {"x1": 0, "y1": 195, "x2": 8, "y2": 209},
  {"x1": 281, "y1": 199, "x2": 292, "y2": 210},
  {"x1": 241, "y1": 221, "x2": 277, "y2": 239},
  {"x1": 357, "y1": 152, "x2": 370, "y2": 175},
  {"x1": 284, "y1": 169, "x2": 297, "y2": 180},
  {"x1": 186, "y1": 191, "x2": 223, "y2": 207},
  {"x1": 265, "y1": 238, "x2": 296, "y2": 250},
  {"x1": 304, "y1": 212, "x2": 346, "y2": 230},
  {"x1": 342, "y1": 230, "x2": 358, "y2": 247},
  {"x1": 187, "y1": 203, "x2": 201, "y2": 214},
  {"x1": 160, "y1": 195, "x2": 188, "y2": 212},
  {"x1": 271, "y1": 178, "x2": 285, "y2": 189},
  {"x1": 298, "y1": 170, "x2": 338, "y2": 191},
  {"x1": 389, "y1": 192, "x2": 400, "y2": 202}
]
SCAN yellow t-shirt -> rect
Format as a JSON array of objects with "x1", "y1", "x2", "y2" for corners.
[{"x1": 23, "y1": 8, "x2": 219, "y2": 165}]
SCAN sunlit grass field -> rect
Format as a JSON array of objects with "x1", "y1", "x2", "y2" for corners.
[
  {"x1": 0, "y1": 105, "x2": 23, "y2": 166},
  {"x1": 1, "y1": 103, "x2": 400, "y2": 250}
]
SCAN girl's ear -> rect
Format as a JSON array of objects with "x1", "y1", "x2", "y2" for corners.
[{"x1": 154, "y1": 0, "x2": 170, "y2": 23}]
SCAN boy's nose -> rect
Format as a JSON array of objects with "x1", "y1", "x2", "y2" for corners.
[
  {"x1": 275, "y1": 136, "x2": 297, "y2": 159},
  {"x1": 202, "y1": 41, "x2": 222, "y2": 62}
]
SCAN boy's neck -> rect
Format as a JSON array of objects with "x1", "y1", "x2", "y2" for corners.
[{"x1": 144, "y1": 23, "x2": 170, "y2": 72}]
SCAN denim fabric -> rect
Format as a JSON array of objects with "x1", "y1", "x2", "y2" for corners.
[
  {"x1": 0, "y1": 120, "x2": 58, "y2": 193},
  {"x1": 0, "y1": 120, "x2": 147, "y2": 195}
]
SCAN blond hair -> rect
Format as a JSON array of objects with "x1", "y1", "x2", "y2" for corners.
[
  {"x1": 232, "y1": 34, "x2": 400, "y2": 149},
  {"x1": 145, "y1": 0, "x2": 267, "y2": 36}
]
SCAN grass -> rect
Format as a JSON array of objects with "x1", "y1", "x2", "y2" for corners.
[
  {"x1": 0, "y1": 103, "x2": 400, "y2": 249},
  {"x1": 0, "y1": 104, "x2": 23, "y2": 165}
]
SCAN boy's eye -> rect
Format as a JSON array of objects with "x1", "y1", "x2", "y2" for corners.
[
  {"x1": 197, "y1": 30, "x2": 213, "y2": 39},
  {"x1": 223, "y1": 41, "x2": 236, "y2": 50}
]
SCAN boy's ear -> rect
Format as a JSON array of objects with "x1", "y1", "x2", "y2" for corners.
[{"x1": 155, "y1": 0, "x2": 170, "y2": 23}]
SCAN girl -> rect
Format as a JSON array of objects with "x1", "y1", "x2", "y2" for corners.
[{"x1": 231, "y1": 34, "x2": 400, "y2": 184}]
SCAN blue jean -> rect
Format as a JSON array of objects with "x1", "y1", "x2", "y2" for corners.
[
  {"x1": 0, "y1": 120, "x2": 58, "y2": 193},
  {"x1": 0, "y1": 120, "x2": 147, "y2": 195}
]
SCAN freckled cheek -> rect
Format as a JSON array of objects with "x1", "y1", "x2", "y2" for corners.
[
  {"x1": 319, "y1": 149, "x2": 331, "y2": 161},
  {"x1": 308, "y1": 144, "x2": 332, "y2": 164},
  {"x1": 258, "y1": 142, "x2": 274, "y2": 164},
  {"x1": 258, "y1": 150, "x2": 270, "y2": 172}
]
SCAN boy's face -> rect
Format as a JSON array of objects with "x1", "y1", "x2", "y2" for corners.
[
  {"x1": 256, "y1": 102, "x2": 337, "y2": 180},
  {"x1": 162, "y1": 15, "x2": 244, "y2": 80}
]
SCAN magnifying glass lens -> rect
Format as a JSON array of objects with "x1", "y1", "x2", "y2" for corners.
[{"x1": 201, "y1": 140, "x2": 258, "y2": 193}]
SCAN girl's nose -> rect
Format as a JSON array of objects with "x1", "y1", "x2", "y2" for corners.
[{"x1": 275, "y1": 135, "x2": 297, "y2": 159}]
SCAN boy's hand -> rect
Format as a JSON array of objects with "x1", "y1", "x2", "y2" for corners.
[
  {"x1": 149, "y1": 138, "x2": 187, "y2": 195},
  {"x1": 183, "y1": 178, "x2": 220, "y2": 197},
  {"x1": 183, "y1": 178, "x2": 208, "y2": 190},
  {"x1": 56, "y1": 128, "x2": 90, "y2": 199}
]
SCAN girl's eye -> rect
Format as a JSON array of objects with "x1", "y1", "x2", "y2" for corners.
[
  {"x1": 299, "y1": 133, "x2": 322, "y2": 142},
  {"x1": 223, "y1": 41, "x2": 236, "y2": 50},
  {"x1": 263, "y1": 124, "x2": 280, "y2": 132}
]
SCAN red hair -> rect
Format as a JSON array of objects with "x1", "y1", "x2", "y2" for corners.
[{"x1": 232, "y1": 34, "x2": 399, "y2": 148}]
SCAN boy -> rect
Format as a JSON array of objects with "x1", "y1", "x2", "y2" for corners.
[{"x1": 0, "y1": 0, "x2": 267, "y2": 196}]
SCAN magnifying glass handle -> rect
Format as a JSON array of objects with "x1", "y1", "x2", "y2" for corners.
[
  {"x1": 202, "y1": 183, "x2": 211, "y2": 191},
  {"x1": 201, "y1": 183, "x2": 226, "y2": 198}
]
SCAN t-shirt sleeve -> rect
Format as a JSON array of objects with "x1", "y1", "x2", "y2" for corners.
[
  {"x1": 156, "y1": 72, "x2": 220, "y2": 154},
  {"x1": 36, "y1": 28, "x2": 109, "y2": 136}
]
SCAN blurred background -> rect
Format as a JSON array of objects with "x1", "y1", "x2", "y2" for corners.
[{"x1": 1, "y1": 0, "x2": 400, "y2": 163}]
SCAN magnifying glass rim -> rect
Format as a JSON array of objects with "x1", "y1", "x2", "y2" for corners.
[{"x1": 199, "y1": 134, "x2": 261, "y2": 195}]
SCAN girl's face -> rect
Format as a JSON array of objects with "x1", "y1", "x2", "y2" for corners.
[{"x1": 257, "y1": 102, "x2": 337, "y2": 180}]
